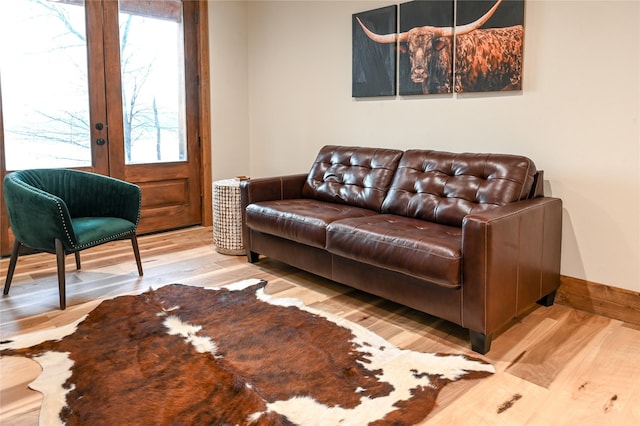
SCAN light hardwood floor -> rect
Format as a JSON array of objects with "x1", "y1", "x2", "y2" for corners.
[{"x1": 1, "y1": 226, "x2": 638, "y2": 425}]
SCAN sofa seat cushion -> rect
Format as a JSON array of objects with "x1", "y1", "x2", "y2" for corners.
[
  {"x1": 326, "y1": 214, "x2": 462, "y2": 288},
  {"x1": 246, "y1": 199, "x2": 378, "y2": 249}
]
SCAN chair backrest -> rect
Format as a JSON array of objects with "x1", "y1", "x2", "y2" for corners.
[{"x1": 3, "y1": 169, "x2": 141, "y2": 251}]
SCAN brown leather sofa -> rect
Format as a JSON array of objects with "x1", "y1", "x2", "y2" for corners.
[{"x1": 240, "y1": 145, "x2": 562, "y2": 354}]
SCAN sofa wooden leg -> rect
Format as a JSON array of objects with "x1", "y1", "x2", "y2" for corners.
[
  {"x1": 537, "y1": 290, "x2": 557, "y2": 307},
  {"x1": 469, "y1": 330, "x2": 492, "y2": 355},
  {"x1": 248, "y1": 251, "x2": 260, "y2": 263}
]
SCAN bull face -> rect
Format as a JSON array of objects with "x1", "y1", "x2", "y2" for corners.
[{"x1": 406, "y1": 28, "x2": 448, "y2": 85}]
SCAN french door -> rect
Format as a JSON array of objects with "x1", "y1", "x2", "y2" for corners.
[{"x1": 0, "y1": 0, "x2": 209, "y2": 256}]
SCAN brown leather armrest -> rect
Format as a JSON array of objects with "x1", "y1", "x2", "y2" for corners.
[
  {"x1": 240, "y1": 174, "x2": 307, "y2": 254},
  {"x1": 461, "y1": 197, "x2": 563, "y2": 334},
  {"x1": 240, "y1": 174, "x2": 307, "y2": 206}
]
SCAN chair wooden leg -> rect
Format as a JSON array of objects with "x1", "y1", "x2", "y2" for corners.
[
  {"x1": 55, "y1": 239, "x2": 67, "y2": 310},
  {"x1": 74, "y1": 251, "x2": 81, "y2": 270},
  {"x1": 131, "y1": 233, "x2": 143, "y2": 276},
  {"x1": 3, "y1": 240, "x2": 21, "y2": 295}
]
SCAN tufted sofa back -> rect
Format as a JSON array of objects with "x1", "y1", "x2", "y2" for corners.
[
  {"x1": 302, "y1": 145, "x2": 403, "y2": 212},
  {"x1": 381, "y1": 150, "x2": 537, "y2": 227}
]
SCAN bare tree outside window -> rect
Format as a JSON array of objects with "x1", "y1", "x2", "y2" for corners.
[
  {"x1": 0, "y1": 0, "x2": 91, "y2": 169},
  {"x1": 0, "y1": 0, "x2": 186, "y2": 170},
  {"x1": 119, "y1": 6, "x2": 186, "y2": 164}
]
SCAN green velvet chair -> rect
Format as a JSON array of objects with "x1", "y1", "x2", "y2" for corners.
[{"x1": 3, "y1": 169, "x2": 143, "y2": 309}]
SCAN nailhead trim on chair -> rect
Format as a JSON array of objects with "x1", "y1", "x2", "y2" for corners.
[
  {"x1": 135, "y1": 192, "x2": 142, "y2": 226},
  {"x1": 73, "y1": 229, "x2": 136, "y2": 250},
  {"x1": 54, "y1": 199, "x2": 76, "y2": 249}
]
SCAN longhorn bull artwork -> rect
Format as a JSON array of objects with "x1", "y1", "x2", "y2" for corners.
[{"x1": 353, "y1": 0, "x2": 524, "y2": 96}]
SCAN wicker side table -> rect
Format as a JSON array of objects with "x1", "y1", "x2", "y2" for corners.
[{"x1": 212, "y1": 178, "x2": 245, "y2": 255}]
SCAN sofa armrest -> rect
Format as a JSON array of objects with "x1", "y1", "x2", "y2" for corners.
[
  {"x1": 240, "y1": 174, "x2": 307, "y2": 256},
  {"x1": 461, "y1": 197, "x2": 563, "y2": 335},
  {"x1": 240, "y1": 174, "x2": 307, "y2": 207}
]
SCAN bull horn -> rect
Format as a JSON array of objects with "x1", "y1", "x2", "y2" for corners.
[
  {"x1": 441, "y1": 0, "x2": 503, "y2": 37},
  {"x1": 356, "y1": 17, "x2": 408, "y2": 43}
]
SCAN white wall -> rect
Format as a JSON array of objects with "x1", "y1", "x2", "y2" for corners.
[
  {"x1": 209, "y1": 0, "x2": 250, "y2": 181},
  {"x1": 209, "y1": 0, "x2": 640, "y2": 293}
]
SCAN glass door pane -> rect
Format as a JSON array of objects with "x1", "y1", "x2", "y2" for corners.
[
  {"x1": 0, "y1": 0, "x2": 91, "y2": 170},
  {"x1": 118, "y1": 0, "x2": 186, "y2": 165}
]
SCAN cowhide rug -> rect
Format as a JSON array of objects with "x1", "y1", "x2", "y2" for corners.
[{"x1": 0, "y1": 279, "x2": 494, "y2": 425}]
